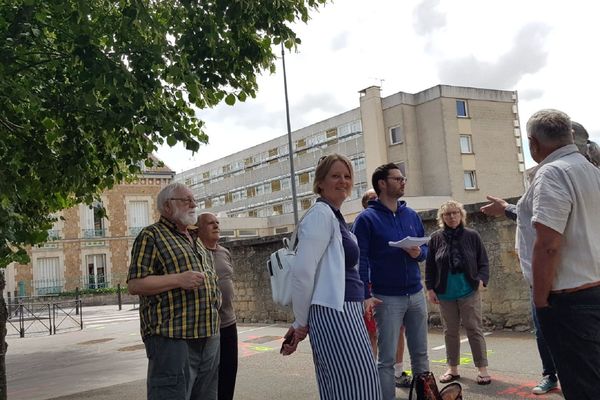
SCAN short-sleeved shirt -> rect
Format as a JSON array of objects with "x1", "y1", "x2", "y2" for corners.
[
  {"x1": 127, "y1": 216, "x2": 221, "y2": 339},
  {"x1": 516, "y1": 144, "x2": 600, "y2": 290}
]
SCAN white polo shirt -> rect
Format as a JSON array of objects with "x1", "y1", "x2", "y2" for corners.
[{"x1": 516, "y1": 144, "x2": 600, "y2": 290}]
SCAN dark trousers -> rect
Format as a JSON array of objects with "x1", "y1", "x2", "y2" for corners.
[
  {"x1": 537, "y1": 286, "x2": 600, "y2": 400},
  {"x1": 144, "y1": 334, "x2": 220, "y2": 400},
  {"x1": 530, "y1": 294, "x2": 556, "y2": 377},
  {"x1": 218, "y1": 323, "x2": 238, "y2": 400}
]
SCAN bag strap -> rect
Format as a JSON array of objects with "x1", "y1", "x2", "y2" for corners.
[
  {"x1": 286, "y1": 203, "x2": 318, "y2": 251},
  {"x1": 408, "y1": 373, "x2": 416, "y2": 400}
]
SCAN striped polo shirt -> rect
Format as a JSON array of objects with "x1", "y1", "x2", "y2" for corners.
[{"x1": 128, "y1": 216, "x2": 221, "y2": 339}]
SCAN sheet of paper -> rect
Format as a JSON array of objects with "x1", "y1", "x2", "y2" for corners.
[{"x1": 388, "y1": 236, "x2": 430, "y2": 249}]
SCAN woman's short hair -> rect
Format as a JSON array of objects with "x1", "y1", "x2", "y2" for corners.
[
  {"x1": 361, "y1": 189, "x2": 376, "y2": 209},
  {"x1": 313, "y1": 153, "x2": 354, "y2": 195},
  {"x1": 436, "y1": 200, "x2": 467, "y2": 228}
]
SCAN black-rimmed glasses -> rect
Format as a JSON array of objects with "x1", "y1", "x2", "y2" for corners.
[{"x1": 387, "y1": 176, "x2": 407, "y2": 183}]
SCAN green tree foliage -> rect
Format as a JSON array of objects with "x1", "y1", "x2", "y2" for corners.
[{"x1": 0, "y1": 0, "x2": 326, "y2": 267}]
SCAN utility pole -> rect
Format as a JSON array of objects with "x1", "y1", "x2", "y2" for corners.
[{"x1": 281, "y1": 43, "x2": 299, "y2": 225}]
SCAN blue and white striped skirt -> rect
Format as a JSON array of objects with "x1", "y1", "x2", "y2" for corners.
[{"x1": 308, "y1": 301, "x2": 382, "y2": 400}]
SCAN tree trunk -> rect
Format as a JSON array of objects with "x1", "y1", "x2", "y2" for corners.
[{"x1": 0, "y1": 270, "x2": 7, "y2": 400}]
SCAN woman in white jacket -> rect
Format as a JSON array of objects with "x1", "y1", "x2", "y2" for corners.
[{"x1": 281, "y1": 153, "x2": 382, "y2": 400}]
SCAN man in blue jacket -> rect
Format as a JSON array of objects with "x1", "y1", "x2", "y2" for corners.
[{"x1": 353, "y1": 163, "x2": 430, "y2": 400}]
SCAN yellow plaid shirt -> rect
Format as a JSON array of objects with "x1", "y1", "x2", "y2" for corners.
[{"x1": 128, "y1": 216, "x2": 221, "y2": 339}]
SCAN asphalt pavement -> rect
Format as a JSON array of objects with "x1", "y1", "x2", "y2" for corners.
[{"x1": 6, "y1": 305, "x2": 564, "y2": 400}]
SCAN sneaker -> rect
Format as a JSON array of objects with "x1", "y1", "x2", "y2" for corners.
[
  {"x1": 395, "y1": 371, "x2": 412, "y2": 388},
  {"x1": 532, "y1": 375, "x2": 558, "y2": 394}
]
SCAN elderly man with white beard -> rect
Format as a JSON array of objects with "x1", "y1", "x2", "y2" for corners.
[{"x1": 128, "y1": 182, "x2": 222, "y2": 400}]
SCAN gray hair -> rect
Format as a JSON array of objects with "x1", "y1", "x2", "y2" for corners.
[
  {"x1": 526, "y1": 109, "x2": 573, "y2": 146},
  {"x1": 588, "y1": 140, "x2": 600, "y2": 167},
  {"x1": 157, "y1": 182, "x2": 190, "y2": 214}
]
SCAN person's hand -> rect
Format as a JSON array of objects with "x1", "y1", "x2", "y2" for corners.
[
  {"x1": 178, "y1": 271, "x2": 205, "y2": 290},
  {"x1": 479, "y1": 280, "x2": 486, "y2": 290},
  {"x1": 480, "y1": 195, "x2": 509, "y2": 217},
  {"x1": 406, "y1": 245, "x2": 421, "y2": 259},
  {"x1": 281, "y1": 325, "x2": 308, "y2": 356},
  {"x1": 364, "y1": 296, "x2": 382, "y2": 319},
  {"x1": 294, "y1": 325, "x2": 309, "y2": 342},
  {"x1": 427, "y1": 289, "x2": 439, "y2": 304}
]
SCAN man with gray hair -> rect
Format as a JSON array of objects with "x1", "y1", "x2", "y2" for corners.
[
  {"x1": 128, "y1": 182, "x2": 221, "y2": 400},
  {"x1": 516, "y1": 109, "x2": 600, "y2": 399},
  {"x1": 196, "y1": 212, "x2": 238, "y2": 400}
]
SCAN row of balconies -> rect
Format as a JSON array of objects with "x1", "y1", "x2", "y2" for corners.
[{"x1": 45, "y1": 227, "x2": 145, "y2": 241}]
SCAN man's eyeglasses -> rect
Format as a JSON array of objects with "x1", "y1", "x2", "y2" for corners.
[
  {"x1": 387, "y1": 176, "x2": 407, "y2": 183},
  {"x1": 169, "y1": 197, "x2": 196, "y2": 205}
]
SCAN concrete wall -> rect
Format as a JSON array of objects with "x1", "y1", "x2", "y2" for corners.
[{"x1": 224, "y1": 197, "x2": 531, "y2": 331}]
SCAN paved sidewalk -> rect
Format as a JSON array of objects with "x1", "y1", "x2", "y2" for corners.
[{"x1": 7, "y1": 305, "x2": 564, "y2": 400}]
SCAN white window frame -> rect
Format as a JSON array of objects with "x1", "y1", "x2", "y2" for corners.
[
  {"x1": 34, "y1": 256, "x2": 62, "y2": 295},
  {"x1": 127, "y1": 199, "x2": 150, "y2": 237},
  {"x1": 459, "y1": 135, "x2": 473, "y2": 154},
  {"x1": 464, "y1": 171, "x2": 478, "y2": 189},
  {"x1": 389, "y1": 126, "x2": 404, "y2": 145},
  {"x1": 456, "y1": 99, "x2": 469, "y2": 118}
]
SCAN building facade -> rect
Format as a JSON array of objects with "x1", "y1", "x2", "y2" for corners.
[
  {"x1": 4, "y1": 163, "x2": 174, "y2": 298},
  {"x1": 176, "y1": 84, "x2": 525, "y2": 236}
]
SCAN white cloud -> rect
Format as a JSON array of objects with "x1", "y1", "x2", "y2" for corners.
[{"x1": 157, "y1": 0, "x2": 600, "y2": 171}]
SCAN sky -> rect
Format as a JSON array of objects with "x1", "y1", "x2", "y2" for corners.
[{"x1": 156, "y1": 0, "x2": 600, "y2": 173}]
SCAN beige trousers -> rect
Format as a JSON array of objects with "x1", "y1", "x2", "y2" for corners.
[{"x1": 438, "y1": 289, "x2": 488, "y2": 368}]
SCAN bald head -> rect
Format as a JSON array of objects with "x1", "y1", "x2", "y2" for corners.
[{"x1": 196, "y1": 212, "x2": 220, "y2": 248}]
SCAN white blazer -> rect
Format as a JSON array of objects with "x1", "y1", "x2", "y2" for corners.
[{"x1": 291, "y1": 201, "x2": 345, "y2": 328}]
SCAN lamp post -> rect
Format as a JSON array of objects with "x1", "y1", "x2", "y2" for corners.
[{"x1": 281, "y1": 43, "x2": 299, "y2": 225}]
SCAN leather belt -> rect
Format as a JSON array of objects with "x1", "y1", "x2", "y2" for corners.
[{"x1": 550, "y1": 280, "x2": 600, "y2": 295}]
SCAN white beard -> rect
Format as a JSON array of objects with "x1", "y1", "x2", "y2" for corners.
[{"x1": 175, "y1": 208, "x2": 197, "y2": 226}]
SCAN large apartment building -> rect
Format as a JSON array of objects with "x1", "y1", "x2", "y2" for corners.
[
  {"x1": 176, "y1": 84, "x2": 526, "y2": 237},
  {"x1": 4, "y1": 162, "x2": 174, "y2": 298}
]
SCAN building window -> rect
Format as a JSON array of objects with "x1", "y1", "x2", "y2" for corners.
[
  {"x1": 326, "y1": 128, "x2": 337, "y2": 138},
  {"x1": 464, "y1": 171, "x2": 478, "y2": 189},
  {"x1": 300, "y1": 198, "x2": 312, "y2": 210},
  {"x1": 389, "y1": 126, "x2": 403, "y2": 144},
  {"x1": 127, "y1": 200, "x2": 149, "y2": 236},
  {"x1": 83, "y1": 202, "x2": 106, "y2": 238},
  {"x1": 221, "y1": 230, "x2": 236, "y2": 238},
  {"x1": 456, "y1": 100, "x2": 468, "y2": 118},
  {"x1": 275, "y1": 227, "x2": 289, "y2": 234},
  {"x1": 238, "y1": 229, "x2": 258, "y2": 237},
  {"x1": 34, "y1": 257, "x2": 62, "y2": 295},
  {"x1": 272, "y1": 204, "x2": 283, "y2": 215},
  {"x1": 394, "y1": 161, "x2": 406, "y2": 176},
  {"x1": 85, "y1": 254, "x2": 107, "y2": 289},
  {"x1": 271, "y1": 180, "x2": 281, "y2": 192},
  {"x1": 459, "y1": 135, "x2": 473, "y2": 154},
  {"x1": 353, "y1": 156, "x2": 366, "y2": 172},
  {"x1": 299, "y1": 172, "x2": 310, "y2": 185}
]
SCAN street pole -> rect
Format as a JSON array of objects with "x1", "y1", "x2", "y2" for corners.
[{"x1": 282, "y1": 43, "x2": 299, "y2": 226}]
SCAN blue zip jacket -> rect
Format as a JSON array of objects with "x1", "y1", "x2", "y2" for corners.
[{"x1": 352, "y1": 199, "x2": 428, "y2": 298}]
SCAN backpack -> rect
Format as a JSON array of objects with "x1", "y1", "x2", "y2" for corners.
[
  {"x1": 267, "y1": 205, "x2": 314, "y2": 306},
  {"x1": 267, "y1": 235, "x2": 297, "y2": 306},
  {"x1": 409, "y1": 372, "x2": 463, "y2": 400}
]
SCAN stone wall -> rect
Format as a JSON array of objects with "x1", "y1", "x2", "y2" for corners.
[{"x1": 223, "y1": 197, "x2": 531, "y2": 331}]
